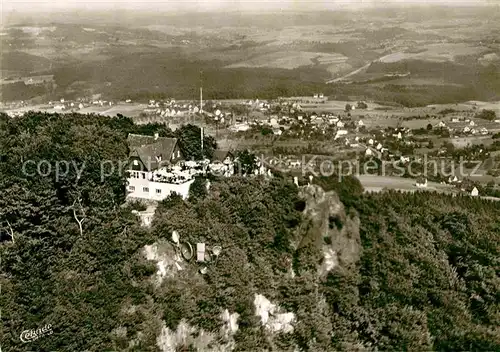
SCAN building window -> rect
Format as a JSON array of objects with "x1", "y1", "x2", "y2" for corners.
[
  {"x1": 143, "y1": 187, "x2": 149, "y2": 192},
  {"x1": 129, "y1": 186, "x2": 135, "y2": 191},
  {"x1": 142, "y1": 172, "x2": 146, "y2": 179},
  {"x1": 172, "y1": 153, "x2": 175, "y2": 160},
  {"x1": 177, "y1": 150, "x2": 180, "y2": 158},
  {"x1": 133, "y1": 160, "x2": 139, "y2": 166},
  {"x1": 156, "y1": 189, "x2": 161, "y2": 194}
]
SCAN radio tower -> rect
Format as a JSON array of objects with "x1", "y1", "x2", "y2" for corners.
[
  {"x1": 199, "y1": 70, "x2": 203, "y2": 113},
  {"x1": 200, "y1": 69, "x2": 204, "y2": 158}
]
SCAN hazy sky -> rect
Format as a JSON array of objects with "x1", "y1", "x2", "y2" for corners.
[{"x1": 2, "y1": 0, "x2": 496, "y2": 13}]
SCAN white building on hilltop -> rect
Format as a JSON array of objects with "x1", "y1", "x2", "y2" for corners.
[
  {"x1": 126, "y1": 133, "x2": 194, "y2": 201},
  {"x1": 126, "y1": 133, "x2": 237, "y2": 201}
]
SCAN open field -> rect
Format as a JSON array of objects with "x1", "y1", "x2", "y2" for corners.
[
  {"x1": 1, "y1": 103, "x2": 148, "y2": 118},
  {"x1": 450, "y1": 136, "x2": 497, "y2": 148},
  {"x1": 366, "y1": 77, "x2": 464, "y2": 87},
  {"x1": 358, "y1": 175, "x2": 456, "y2": 193},
  {"x1": 226, "y1": 51, "x2": 348, "y2": 69},
  {"x1": 83, "y1": 104, "x2": 147, "y2": 117},
  {"x1": 243, "y1": 26, "x2": 361, "y2": 45},
  {"x1": 300, "y1": 100, "x2": 391, "y2": 112},
  {"x1": 379, "y1": 43, "x2": 490, "y2": 64},
  {"x1": 359, "y1": 175, "x2": 500, "y2": 201},
  {"x1": 430, "y1": 101, "x2": 500, "y2": 115},
  {"x1": 479, "y1": 53, "x2": 500, "y2": 65}
]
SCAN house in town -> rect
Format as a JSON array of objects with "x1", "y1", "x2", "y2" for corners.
[
  {"x1": 416, "y1": 176, "x2": 428, "y2": 188},
  {"x1": 334, "y1": 129, "x2": 348, "y2": 140},
  {"x1": 470, "y1": 187, "x2": 479, "y2": 197},
  {"x1": 400, "y1": 156, "x2": 410, "y2": 163},
  {"x1": 211, "y1": 150, "x2": 234, "y2": 164},
  {"x1": 209, "y1": 150, "x2": 235, "y2": 177},
  {"x1": 328, "y1": 117, "x2": 339, "y2": 124}
]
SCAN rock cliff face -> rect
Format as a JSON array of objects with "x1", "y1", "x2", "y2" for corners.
[
  {"x1": 143, "y1": 240, "x2": 185, "y2": 285},
  {"x1": 299, "y1": 184, "x2": 362, "y2": 275},
  {"x1": 156, "y1": 312, "x2": 239, "y2": 352},
  {"x1": 254, "y1": 294, "x2": 295, "y2": 334},
  {"x1": 148, "y1": 182, "x2": 361, "y2": 352}
]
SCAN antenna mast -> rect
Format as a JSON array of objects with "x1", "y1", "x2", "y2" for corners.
[
  {"x1": 200, "y1": 70, "x2": 203, "y2": 113},
  {"x1": 200, "y1": 70, "x2": 204, "y2": 158}
]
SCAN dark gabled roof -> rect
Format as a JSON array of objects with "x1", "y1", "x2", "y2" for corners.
[
  {"x1": 212, "y1": 150, "x2": 233, "y2": 162},
  {"x1": 127, "y1": 134, "x2": 157, "y2": 149},
  {"x1": 127, "y1": 134, "x2": 178, "y2": 171}
]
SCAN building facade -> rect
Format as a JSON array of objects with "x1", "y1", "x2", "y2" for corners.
[
  {"x1": 127, "y1": 178, "x2": 195, "y2": 201},
  {"x1": 126, "y1": 133, "x2": 193, "y2": 200}
]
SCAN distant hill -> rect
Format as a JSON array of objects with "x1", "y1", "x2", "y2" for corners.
[
  {"x1": 1, "y1": 51, "x2": 52, "y2": 75},
  {"x1": 47, "y1": 52, "x2": 328, "y2": 100},
  {"x1": 1, "y1": 5, "x2": 499, "y2": 106},
  {"x1": 0, "y1": 82, "x2": 49, "y2": 101}
]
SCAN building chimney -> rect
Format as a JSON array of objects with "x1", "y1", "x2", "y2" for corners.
[{"x1": 154, "y1": 133, "x2": 159, "y2": 141}]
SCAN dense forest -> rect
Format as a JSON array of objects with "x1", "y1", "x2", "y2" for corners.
[{"x1": 1, "y1": 112, "x2": 499, "y2": 351}]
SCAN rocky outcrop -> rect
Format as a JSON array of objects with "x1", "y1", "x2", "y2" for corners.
[
  {"x1": 149, "y1": 182, "x2": 360, "y2": 351},
  {"x1": 143, "y1": 240, "x2": 185, "y2": 285},
  {"x1": 156, "y1": 311, "x2": 240, "y2": 352},
  {"x1": 298, "y1": 184, "x2": 362, "y2": 275},
  {"x1": 254, "y1": 294, "x2": 295, "y2": 334}
]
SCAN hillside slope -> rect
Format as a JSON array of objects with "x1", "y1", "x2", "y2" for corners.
[{"x1": 1, "y1": 113, "x2": 499, "y2": 351}]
